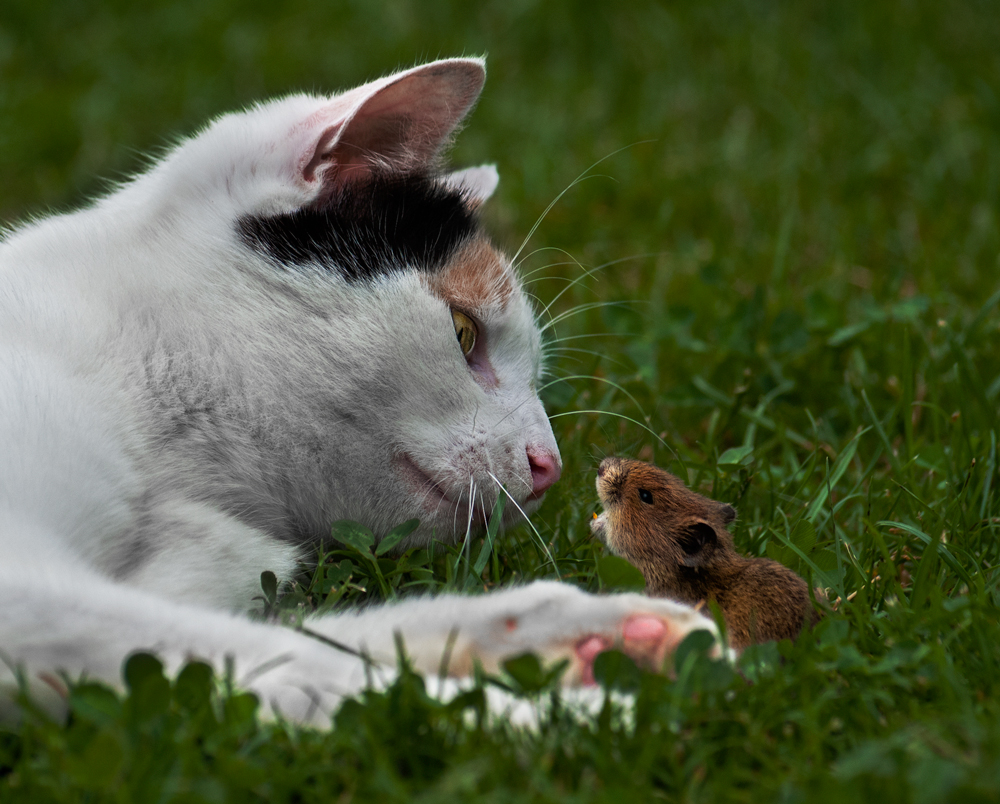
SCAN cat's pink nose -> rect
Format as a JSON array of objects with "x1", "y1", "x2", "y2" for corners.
[{"x1": 527, "y1": 448, "x2": 561, "y2": 499}]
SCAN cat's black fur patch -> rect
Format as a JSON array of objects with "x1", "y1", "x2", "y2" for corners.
[{"x1": 237, "y1": 173, "x2": 478, "y2": 282}]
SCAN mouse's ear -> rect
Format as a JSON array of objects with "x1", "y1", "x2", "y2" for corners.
[{"x1": 678, "y1": 520, "x2": 718, "y2": 567}]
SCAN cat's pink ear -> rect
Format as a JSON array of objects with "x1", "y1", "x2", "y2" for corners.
[
  {"x1": 442, "y1": 165, "x2": 499, "y2": 209},
  {"x1": 298, "y1": 59, "x2": 485, "y2": 195}
]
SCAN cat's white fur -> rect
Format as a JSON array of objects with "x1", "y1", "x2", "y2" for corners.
[{"x1": 0, "y1": 58, "x2": 715, "y2": 725}]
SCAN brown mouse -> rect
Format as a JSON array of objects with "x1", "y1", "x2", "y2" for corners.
[{"x1": 591, "y1": 456, "x2": 818, "y2": 650}]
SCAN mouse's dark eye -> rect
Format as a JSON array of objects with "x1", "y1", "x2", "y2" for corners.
[{"x1": 638, "y1": 488, "x2": 653, "y2": 505}]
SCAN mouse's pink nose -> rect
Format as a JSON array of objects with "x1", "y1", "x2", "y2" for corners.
[{"x1": 527, "y1": 448, "x2": 561, "y2": 499}]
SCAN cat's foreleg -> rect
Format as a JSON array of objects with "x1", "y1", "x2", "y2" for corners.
[
  {"x1": 118, "y1": 497, "x2": 301, "y2": 611},
  {"x1": 0, "y1": 566, "x2": 379, "y2": 727},
  {"x1": 1, "y1": 575, "x2": 717, "y2": 728}
]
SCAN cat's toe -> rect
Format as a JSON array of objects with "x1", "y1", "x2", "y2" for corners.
[
  {"x1": 574, "y1": 612, "x2": 697, "y2": 685},
  {"x1": 575, "y1": 635, "x2": 612, "y2": 684}
]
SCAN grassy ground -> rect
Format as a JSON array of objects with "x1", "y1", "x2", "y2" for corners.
[{"x1": 3, "y1": 0, "x2": 1000, "y2": 800}]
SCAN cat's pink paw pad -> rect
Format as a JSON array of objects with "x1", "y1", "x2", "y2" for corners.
[
  {"x1": 622, "y1": 615, "x2": 668, "y2": 642},
  {"x1": 575, "y1": 635, "x2": 612, "y2": 685},
  {"x1": 575, "y1": 614, "x2": 687, "y2": 685},
  {"x1": 622, "y1": 614, "x2": 685, "y2": 670}
]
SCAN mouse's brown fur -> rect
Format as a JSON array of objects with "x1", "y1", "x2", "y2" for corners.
[{"x1": 591, "y1": 456, "x2": 818, "y2": 650}]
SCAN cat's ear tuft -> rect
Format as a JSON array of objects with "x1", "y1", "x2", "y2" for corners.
[
  {"x1": 442, "y1": 165, "x2": 499, "y2": 209},
  {"x1": 300, "y1": 58, "x2": 486, "y2": 199}
]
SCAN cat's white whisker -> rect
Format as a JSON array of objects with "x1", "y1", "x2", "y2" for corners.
[
  {"x1": 514, "y1": 245, "x2": 583, "y2": 274},
  {"x1": 522, "y1": 251, "x2": 668, "y2": 295},
  {"x1": 510, "y1": 141, "x2": 653, "y2": 266},
  {"x1": 541, "y1": 374, "x2": 649, "y2": 416},
  {"x1": 489, "y1": 391, "x2": 546, "y2": 431},
  {"x1": 485, "y1": 471, "x2": 558, "y2": 572},
  {"x1": 519, "y1": 256, "x2": 590, "y2": 284},
  {"x1": 548, "y1": 410, "x2": 679, "y2": 458},
  {"x1": 477, "y1": 488, "x2": 490, "y2": 547},
  {"x1": 510, "y1": 175, "x2": 606, "y2": 266},
  {"x1": 539, "y1": 300, "x2": 637, "y2": 335},
  {"x1": 464, "y1": 474, "x2": 476, "y2": 544},
  {"x1": 544, "y1": 331, "x2": 629, "y2": 344},
  {"x1": 448, "y1": 475, "x2": 477, "y2": 577},
  {"x1": 537, "y1": 253, "x2": 657, "y2": 315},
  {"x1": 479, "y1": 373, "x2": 648, "y2": 448},
  {"x1": 540, "y1": 346, "x2": 624, "y2": 364},
  {"x1": 537, "y1": 265, "x2": 606, "y2": 328},
  {"x1": 520, "y1": 264, "x2": 589, "y2": 287}
]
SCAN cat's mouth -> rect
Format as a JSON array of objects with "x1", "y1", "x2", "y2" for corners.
[{"x1": 393, "y1": 453, "x2": 488, "y2": 527}]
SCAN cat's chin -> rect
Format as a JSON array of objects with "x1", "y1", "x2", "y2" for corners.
[{"x1": 392, "y1": 452, "x2": 489, "y2": 530}]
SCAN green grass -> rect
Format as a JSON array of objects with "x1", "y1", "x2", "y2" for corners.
[{"x1": 3, "y1": 0, "x2": 1000, "y2": 800}]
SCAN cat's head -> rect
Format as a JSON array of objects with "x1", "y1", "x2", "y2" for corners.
[{"x1": 131, "y1": 59, "x2": 561, "y2": 547}]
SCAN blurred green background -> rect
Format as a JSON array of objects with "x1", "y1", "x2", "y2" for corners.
[{"x1": 5, "y1": 1, "x2": 996, "y2": 289}]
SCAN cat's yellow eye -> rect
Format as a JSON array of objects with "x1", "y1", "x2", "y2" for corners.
[{"x1": 452, "y1": 309, "x2": 477, "y2": 356}]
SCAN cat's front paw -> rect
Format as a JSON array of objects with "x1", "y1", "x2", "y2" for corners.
[
  {"x1": 238, "y1": 641, "x2": 373, "y2": 727},
  {"x1": 457, "y1": 581, "x2": 720, "y2": 685}
]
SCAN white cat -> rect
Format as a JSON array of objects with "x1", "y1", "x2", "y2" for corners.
[{"x1": 0, "y1": 58, "x2": 716, "y2": 725}]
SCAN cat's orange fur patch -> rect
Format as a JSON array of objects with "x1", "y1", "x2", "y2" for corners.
[{"x1": 425, "y1": 237, "x2": 514, "y2": 314}]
